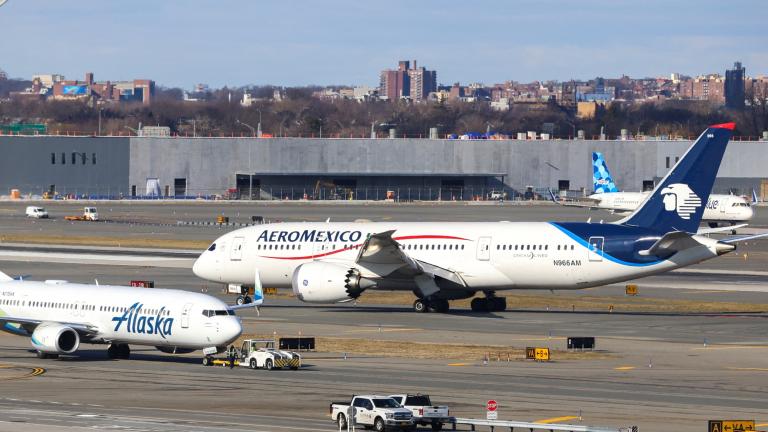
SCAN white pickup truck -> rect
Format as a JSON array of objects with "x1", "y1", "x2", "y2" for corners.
[
  {"x1": 389, "y1": 394, "x2": 451, "y2": 431},
  {"x1": 330, "y1": 395, "x2": 414, "y2": 431}
]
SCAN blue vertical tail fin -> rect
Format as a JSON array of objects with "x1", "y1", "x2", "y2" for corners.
[
  {"x1": 592, "y1": 152, "x2": 619, "y2": 193},
  {"x1": 618, "y1": 123, "x2": 735, "y2": 234}
]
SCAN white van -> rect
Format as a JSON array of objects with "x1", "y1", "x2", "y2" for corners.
[{"x1": 25, "y1": 206, "x2": 49, "y2": 219}]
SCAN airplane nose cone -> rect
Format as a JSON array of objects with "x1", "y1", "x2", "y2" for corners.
[
  {"x1": 193, "y1": 254, "x2": 215, "y2": 281},
  {"x1": 222, "y1": 318, "x2": 243, "y2": 345}
]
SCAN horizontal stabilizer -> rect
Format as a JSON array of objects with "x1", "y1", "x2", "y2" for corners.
[
  {"x1": 720, "y1": 232, "x2": 768, "y2": 244},
  {"x1": 639, "y1": 231, "x2": 700, "y2": 257},
  {"x1": 0, "y1": 271, "x2": 13, "y2": 282}
]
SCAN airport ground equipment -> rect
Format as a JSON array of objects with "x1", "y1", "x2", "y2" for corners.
[
  {"x1": 331, "y1": 396, "x2": 414, "y2": 431},
  {"x1": 64, "y1": 207, "x2": 99, "y2": 221},
  {"x1": 203, "y1": 339, "x2": 300, "y2": 370},
  {"x1": 25, "y1": 206, "x2": 48, "y2": 218},
  {"x1": 389, "y1": 394, "x2": 452, "y2": 430}
]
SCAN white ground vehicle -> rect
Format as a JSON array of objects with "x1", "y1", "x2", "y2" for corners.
[
  {"x1": 25, "y1": 206, "x2": 49, "y2": 218},
  {"x1": 389, "y1": 394, "x2": 451, "y2": 431},
  {"x1": 64, "y1": 207, "x2": 99, "y2": 221},
  {"x1": 239, "y1": 339, "x2": 300, "y2": 370},
  {"x1": 83, "y1": 207, "x2": 99, "y2": 221},
  {"x1": 487, "y1": 190, "x2": 506, "y2": 200},
  {"x1": 331, "y1": 396, "x2": 413, "y2": 431}
]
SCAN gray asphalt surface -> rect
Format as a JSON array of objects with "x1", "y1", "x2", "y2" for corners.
[{"x1": 0, "y1": 201, "x2": 767, "y2": 431}]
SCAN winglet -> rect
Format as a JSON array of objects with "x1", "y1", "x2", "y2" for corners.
[{"x1": 709, "y1": 122, "x2": 736, "y2": 130}]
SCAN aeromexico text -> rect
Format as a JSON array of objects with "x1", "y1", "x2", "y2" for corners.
[{"x1": 257, "y1": 230, "x2": 364, "y2": 243}]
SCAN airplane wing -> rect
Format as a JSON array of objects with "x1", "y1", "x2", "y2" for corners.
[
  {"x1": 638, "y1": 231, "x2": 701, "y2": 258},
  {"x1": 354, "y1": 230, "x2": 421, "y2": 275},
  {"x1": 719, "y1": 232, "x2": 768, "y2": 244},
  {"x1": 0, "y1": 316, "x2": 99, "y2": 337},
  {"x1": 696, "y1": 224, "x2": 748, "y2": 235},
  {"x1": 547, "y1": 189, "x2": 601, "y2": 210},
  {"x1": 352, "y1": 230, "x2": 467, "y2": 292}
]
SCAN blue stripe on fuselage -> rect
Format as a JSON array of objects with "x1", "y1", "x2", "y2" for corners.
[{"x1": 550, "y1": 222, "x2": 665, "y2": 267}]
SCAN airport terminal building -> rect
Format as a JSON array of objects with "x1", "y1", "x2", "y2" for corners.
[{"x1": 0, "y1": 135, "x2": 767, "y2": 200}]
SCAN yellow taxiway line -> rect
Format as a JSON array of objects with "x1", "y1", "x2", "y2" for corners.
[{"x1": 534, "y1": 416, "x2": 579, "y2": 424}]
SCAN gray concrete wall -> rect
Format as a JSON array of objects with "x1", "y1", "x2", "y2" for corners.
[
  {"x1": 128, "y1": 137, "x2": 768, "y2": 197},
  {"x1": 2, "y1": 136, "x2": 765, "y2": 199},
  {"x1": 0, "y1": 136, "x2": 130, "y2": 196}
]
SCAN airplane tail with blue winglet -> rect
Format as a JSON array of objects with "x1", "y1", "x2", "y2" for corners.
[
  {"x1": 592, "y1": 152, "x2": 619, "y2": 194},
  {"x1": 619, "y1": 123, "x2": 735, "y2": 234}
]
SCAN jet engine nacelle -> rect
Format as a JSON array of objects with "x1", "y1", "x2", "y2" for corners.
[
  {"x1": 291, "y1": 262, "x2": 375, "y2": 303},
  {"x1": 31, "y1": 323, "x2": 80, "y2": 354}
]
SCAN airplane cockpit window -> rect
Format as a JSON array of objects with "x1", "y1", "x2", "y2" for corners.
[
  {"x1": 207, "y1": 243, "x2": 216, "y2": 252},
  {"x1": 203, "y1": 309, "x2": 235, "y2": 317}
]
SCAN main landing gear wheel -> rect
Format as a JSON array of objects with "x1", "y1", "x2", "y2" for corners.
[
  {"x1": 36, "y1": 351, "x2": 58, "y2": 359},
  {"x1": 471, "y1": 297, "x2": 506, "y2": 312},
  {"x1": 107, "y1": 344, "x2": 131, "y2": 359},
  {"x1": 414, "y1": 298, "x2": 450, "y2": 313},
  {"x1": 430, "y1": 298, "x2": 450, "y2": 313},
  {"x1": 414, "y1": 299, "x2": 428, "y2": 313},
  {"x1": 235, "y1": 295, "x2": 252, "y2": 305}
]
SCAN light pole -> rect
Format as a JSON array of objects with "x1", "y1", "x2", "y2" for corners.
[
  {"x1": 98, "y1": 107, "x2": 103, "y2": 136},
  {"x1": 236, "y1": 119, "x2": 256, "y2": 137},
  {"x1": 256, "y1": 108, "x2": 263, "y2": 138}
]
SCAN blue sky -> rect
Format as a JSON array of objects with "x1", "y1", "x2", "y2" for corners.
[{"x1": 1, "y1": 0, "x2": 766, "y2": 89}]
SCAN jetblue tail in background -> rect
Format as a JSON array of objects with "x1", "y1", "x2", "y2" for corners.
[
  {"x1": 620, "y1": 123, "x2": 735, "y2": 234},
  {"x1": 592, "y1": 152, "x2": 619, "y2": 193}
]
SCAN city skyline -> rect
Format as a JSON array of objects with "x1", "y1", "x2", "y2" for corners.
[{"x1": 0, "y1": 0, "x2": 767, "y2": 88}]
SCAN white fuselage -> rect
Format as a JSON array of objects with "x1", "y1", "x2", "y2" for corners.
[
  {"x1": 193, "y1": 221, "x2": 724, "y2": 293},
  {"x1": 589, "y1": 192, "x2": 753, "y2": 223},
  {"x1": 0, "y1": 281, "x2": 242, "y2": 349}
]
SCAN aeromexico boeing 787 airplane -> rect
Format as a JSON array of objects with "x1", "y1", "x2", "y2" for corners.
[
  {"x1": 194, "y1": 123, "x2": 764, "y2": 313},
  {"x1": 0, "y1": 274, "x2": 260, "y2": 359}
]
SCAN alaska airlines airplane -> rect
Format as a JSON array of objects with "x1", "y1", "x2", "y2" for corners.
[
  {"x1": 0, "y1": 273, "x2": 258, "y2": 359},
  {"x1": 193, "y1": 123, "x2": 764, "y2": 313},
  {"x1": 552, "y1": 151, "x2": 753, "y2": 228}
]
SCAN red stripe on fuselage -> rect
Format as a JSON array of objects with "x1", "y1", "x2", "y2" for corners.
[{"x1": 259, "y1": 234, "x2": 469, "y2": 260}]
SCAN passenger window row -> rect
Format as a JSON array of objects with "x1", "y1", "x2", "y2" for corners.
[
  {"x1": 495, "y1": 244, "x2": 575, "y2": 251},
  {"x1": 0, "y1": 299, "x2": 170, "y2": 316},
  {"x1": 399, "y1": 244, "x2": 465, "y2": 251}
]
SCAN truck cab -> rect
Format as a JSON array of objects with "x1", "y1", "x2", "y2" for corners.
[
  {"x1": 239, "y1": 339, "x2": 300, "y2": 370},
  {"x1": 84, "y1": 207, "x2": 99, "y2": 221},
  {"x1": 389, "y1": 394, "x2": 451, "y2": 431},
  {"x1": 331, "y1": 396, "x2": 413, "y2": 432}
]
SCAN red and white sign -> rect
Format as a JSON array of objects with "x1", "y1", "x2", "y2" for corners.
[
  {"x1": 486, "y1": 400, "x2": 498, "y2": 412},
  {"x1": 486, "y1": 400, "x2": 498, "y2": 419}
]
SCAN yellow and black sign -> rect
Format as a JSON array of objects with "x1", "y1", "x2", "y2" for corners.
[
  {"x1": 525, "y1": 347, "x2": 536, "y2": 360},
  {"x1": 709, "y1": 420, "x2": 755, "y2": 432},
  {"x1": 534, "y1": 348, "x2": 550, "y2": 361},
  {"x1": 264, "y1": 287, "x2": 278, "y2": 296},
  {"x1": 526, "y1": 347, "x2": 551, "y2": 361},
  {"x1": 625, "y1": 284, "x2": 638, "y2": 296}
]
